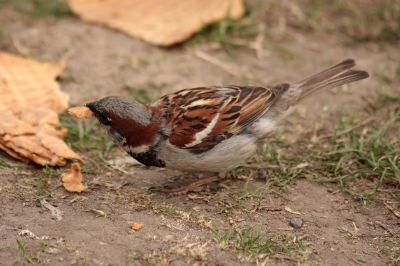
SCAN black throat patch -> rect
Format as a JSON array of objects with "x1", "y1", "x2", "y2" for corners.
[{"x1": 128, "y1": 147, "x2": 166, "y2": 168}]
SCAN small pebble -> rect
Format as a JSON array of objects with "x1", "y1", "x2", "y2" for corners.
[
  {"x1": 290, "y1": 217, "x2": 303, "y2": 228},
  {"x1": 258, "y1": 170, "x2": 267, "y2": 180}
]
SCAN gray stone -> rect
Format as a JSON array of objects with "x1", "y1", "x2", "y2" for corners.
[{"x1": 290, "y1": 217, "x2": 303, "y2": 228}]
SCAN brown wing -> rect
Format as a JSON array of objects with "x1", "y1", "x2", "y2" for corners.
[{"x1": 154, "y1": 85, "x2": 289, "y2": 152}]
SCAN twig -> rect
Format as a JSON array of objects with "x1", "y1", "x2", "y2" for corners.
[
  {"x1": 243, "y1": 165, "x2": 281, "y2": 169},
  {"x1": 105, "y1": 164, "x2": 131, "y2": 175},
  {"x1": 324, "y1": 117, "x2": 375, "y2": 138},
  {"x1": 384, "y1": 202, "x2": 400, "y2": 219},
  {"x1": 40, "y1": 199, "x2": 63, "y2": 221},
  {"x1": 254, "y1": 23, "x2": 267, "y2": 59},
  {"x1": 192, "y1": 49, "x2": 245, "y2": 77},
  {"x1": 10, "y1": 34, "x2": 30, "y2": 56},
  {"x1": 375, "y1": 221, "x2": 394, "y2": 236},
  {"x1": 284, "y1": 206, "x2": 302, "y2": 215},
  {"x1": 191, "y1": 49, "x2": 268, "y2": 84},
  {"x1": 257, "y1": 256, "x2": 270, "y2": 266}
]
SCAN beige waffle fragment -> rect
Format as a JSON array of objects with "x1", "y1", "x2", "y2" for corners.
[
  {"x1": 68, "y1": 0, "x2": 244, "y2": 46},
  {"x1": 68, "y1": 106, "x2": 94, "y2": 119},
  {"x1": 61, "y1": 163, "x2": 86, "y2": 192},
  {"x1": 0, "y1": 52, "x2": 84, "y2": 166},
  {"x1": 0, "y1": 52, "x2": 68, "y2": 113}
]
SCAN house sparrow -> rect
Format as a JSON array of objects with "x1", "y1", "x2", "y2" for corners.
[{"x1": 85, "y1": 59, "x2": 369, "y2": 195}]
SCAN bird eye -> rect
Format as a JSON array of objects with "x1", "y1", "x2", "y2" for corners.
[{"x1": 98, "y1": 113, "x2": 111, "y2": 126}]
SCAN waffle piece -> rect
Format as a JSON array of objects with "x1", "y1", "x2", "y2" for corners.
[
  {"x1": 0, "y1": 52, "x2": 84, "y2": 166},
  {"x1": 68, "y1": 0, "x2": 244, "y2": 46}
]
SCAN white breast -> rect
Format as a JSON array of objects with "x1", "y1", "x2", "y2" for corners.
[{"x1": 158, "y1": 134, "x2": 258, "y2": 174}]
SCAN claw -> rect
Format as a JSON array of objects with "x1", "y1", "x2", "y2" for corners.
[{"x1": 156, "y1": 175, "x2": 219, "y2": 196}]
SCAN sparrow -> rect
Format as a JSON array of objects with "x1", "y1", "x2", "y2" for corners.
[{"x1": 85, "y1": 59, "x2": 369, "y2": 195}]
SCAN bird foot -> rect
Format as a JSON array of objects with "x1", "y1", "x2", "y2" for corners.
[{"x1": 156, "y1": 175, "x2": 219, "y2": 197}]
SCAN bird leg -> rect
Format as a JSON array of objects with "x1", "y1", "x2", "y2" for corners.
[{"x1": 158, "y1": 175, "x2": 220, "y2": 196}]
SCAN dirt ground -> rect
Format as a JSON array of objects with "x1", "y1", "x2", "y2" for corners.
[{"x1": 0, "y1": 2, "x2": 400, "y2": 266}]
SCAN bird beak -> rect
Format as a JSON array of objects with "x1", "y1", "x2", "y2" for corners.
[{"x1": 85, "y1": 101, "x2": 98, "y2": 112}]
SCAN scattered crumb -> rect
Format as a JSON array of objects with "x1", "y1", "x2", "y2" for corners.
[
  {"x1": 131, "y1": 222, "x2": 144, "y2": 231},
  {"x1": 61, "y1": 163, "x2": 86, "y2": 192},
  {"x1": 68, "y1": 106, "x2": 94, "y2": 119}
]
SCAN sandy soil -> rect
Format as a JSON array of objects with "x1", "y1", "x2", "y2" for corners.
[{"x1": 0, "y1": 6, "x2": 399, "y2": 266}]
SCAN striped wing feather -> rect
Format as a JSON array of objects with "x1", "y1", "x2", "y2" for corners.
[{"x1": 156, "y1": 85, "x2": 288, "y2": 151}]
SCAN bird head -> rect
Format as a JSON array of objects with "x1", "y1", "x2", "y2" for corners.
[{"x1": 86, "y1": 96, "x2": 160, "y2": 154}]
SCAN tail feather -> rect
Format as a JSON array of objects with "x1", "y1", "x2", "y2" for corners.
[
  {"x1": 295, "y1": 59, "x2": 369, "y2": 102},
  {"x1": 298, "y1": 59, "x2": 356, "y2": 86},
  {"x1": 252, "y1": 59, "x2": 369, "y2": 139}
]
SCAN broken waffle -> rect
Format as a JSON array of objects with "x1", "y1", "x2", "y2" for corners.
[
  {"x1": 68, "y1": 0, "x2": 244, "y2": 46},
  {"x1": 0, "y1": 52, "x2": 83, "y2": 166}
]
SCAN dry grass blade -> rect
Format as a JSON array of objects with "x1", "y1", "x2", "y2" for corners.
[
  {"x1": 384, "y1": 202, "x2": 400, "y2": 219},
  {"x1": 191, "y1": 49, "x2": 268, "y2": 84},
  {"x1": 375, "y1": 221, "x2": 394, "y2": 236},
  {"x1": 284, "y1": 206, "x2": 302, "y2": 215},
  {"x1": 40, "y1": 199, "x2": 63, "y2": 221}
]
